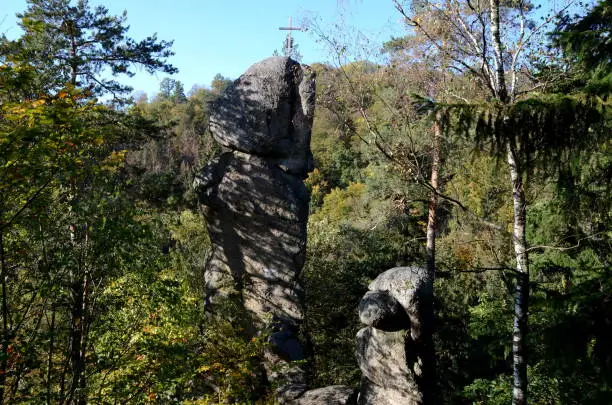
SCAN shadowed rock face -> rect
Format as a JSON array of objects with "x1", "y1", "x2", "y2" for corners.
[
  {"x1": 209, "y1": 56, "x2": 315, "y2": 176},
  {"x1": 193, "y1": 56, "x2": 315, "y2": 401},
  {"x1": 359, "y1": 291, "x2": 410, "y2": 331},
  {"x1": 195, "y1": 153, "x2": 309, "y2": 322},
  {"x1": 294, "y1": 386, "x2": 358, "y2": 405}
]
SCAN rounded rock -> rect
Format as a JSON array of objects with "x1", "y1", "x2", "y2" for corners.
[{"x1": 358, "y1": 291, "x2": 410, "y2": 331}]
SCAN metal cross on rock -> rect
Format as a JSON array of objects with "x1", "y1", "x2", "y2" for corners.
[{"x1": 278, "y1": 17, "x2": 305, "y2": 56}]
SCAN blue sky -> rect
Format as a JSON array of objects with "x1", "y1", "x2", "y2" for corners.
[{"x1": 1, "y1": 0, "x2": 403, "y2": 98}]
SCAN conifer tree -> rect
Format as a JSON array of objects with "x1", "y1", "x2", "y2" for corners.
[
  {"x1": 0, "y1": 2, "x2": 177, "y2": 402},
  {"x1": 1, "y1": 0, "x2": 177, "y2": 102}
]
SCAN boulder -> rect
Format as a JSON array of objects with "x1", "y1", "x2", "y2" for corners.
[
  {"x1": 357, "y1": 379, "x2": 419, "y2": 405},
  {"x1": 368, "y1": 266, "x2": 432, "y2": 316},
  {"x1": 270, "y1": 316, "x2": 305, "y2": 361},
  {"x1": 194, "y1": 56, "x2": 315, "y2": 401},
  {"x1": 209, "y1": 56, "x2": 315, "y2": 176},
  {"x1": 358, "y1": 291, "x2": 410, "y2": 331},
  {"x1": 294, "y1": 385, "x2": 358, "y2": 405},
  {"x1": 355, "y1": 327, "x2": 420, "y2": 401},
  {"x1": 355, "y1": 267, "x2": 432, "y2": 405}
]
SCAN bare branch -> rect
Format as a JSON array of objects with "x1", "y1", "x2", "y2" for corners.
[
  {"x1": 510, "y1": 0, "x2": 575, "y2": 100},
  {"x1": 526, "y1": 232, "x2": 607, "y2": 253},
  {"x1": 451, "y1": 0, "x2": 495, "y2": 88},
  {"x1": 393, "y1": 0, "x2": 498, "y2": 95},
  {"x1": 417, "y1": 174, "x2": 507, "y2": 233},
  {"x1": 456, "y1": 266, "x2": 517, "y2": 273}
]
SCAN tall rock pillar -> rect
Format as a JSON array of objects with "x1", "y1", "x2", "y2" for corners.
[{"x1": 193, "y1": 56, "x2": 315, "y2": 401}]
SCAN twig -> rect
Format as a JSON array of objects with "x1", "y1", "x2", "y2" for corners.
[{"x1": 526, "y1": 231, "x2": 607, "y2": 253}]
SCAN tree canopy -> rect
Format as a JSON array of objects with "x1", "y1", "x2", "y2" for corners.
[{"x1": 0, "y1": 0, "x2": 609, "y2": 404}]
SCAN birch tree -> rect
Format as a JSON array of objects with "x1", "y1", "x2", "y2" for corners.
[{"x1": 392, "y1": 1, "x2": 607, "y2": 403}]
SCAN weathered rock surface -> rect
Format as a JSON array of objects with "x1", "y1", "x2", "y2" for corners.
[
  {"x1": 367, "y1": 267, "x2": 432, "y2": 326},
  {"x1": 358, "y1": 291, "x2": 409, "y2": 331},
  {"x1": 194, "y1": 56, "x2": 315, "y2": 401},
  {"x1": 357, "y1": 379, "x2": 419, "y2": 405},
  {"x1": 293, "y1": 385, "x2": 358, "y2": 405},
  {"x1": 209, "y1": 56, "x2": 315, "y2": 176},
  {"x1": 356, "y1": 266, "x2": 432, "y2": 405},
  {"x1": 194, "y1": 152, "x2": 309, "y2": 322},
  {"x1": 356, "y1": 328, "x2": 420, "y2": 400}
]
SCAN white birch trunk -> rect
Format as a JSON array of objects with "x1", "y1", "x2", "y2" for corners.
[
  {"x1": 507, "y1": 147, "x2": 529, "y2": 405},
  {"x1": 489, "y1": 1, "x2": 529, "y2": 402}
]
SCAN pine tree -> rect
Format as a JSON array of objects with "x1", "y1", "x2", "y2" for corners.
[
  {"x1": 0, "y1": 2, "x2": 177, "y2": 402},
  {"x1": 1, "y1": 0, "x2": 177, "y2": 102},
  {"x1": 391, "y1": 1, "x2": 608, "y2": 403}
]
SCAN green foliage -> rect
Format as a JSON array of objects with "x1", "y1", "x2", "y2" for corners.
[
  {"x1": 88, "y1": 261, "x2": 270, "y2": 404},
  {"x1": 311, "y1": 182, "x2": 367, "y2": 224},
  {"x1": 126, "y1": 75, "x2": 223, "y2": 207},
  {"x1": 1, "y1": 0, "x2": 610, "y2": 403},
  {"x1": 159, "y1": 78, "x2": 188, "y2": 103},
  {"x1": 195, "y1": 318, "x2": 270, "y2": 404},
  {"x1": 210, "y1": 74, "x2": 232, "y2": 94},
  {"x1": 551, "y1": 0, "x2": 612, "y2": 95},
  {"x1": 304, "y1": 220, "x2": 420, "y2": 387},
  {"x1": 303, "y1": 141, "x2": 424, "y2": 386},
  {"x1": 167, "y1": 209, "x2": 210, "y2": 293},
  {"x1": 463, "y1": 374, "x2": 512, "y2": 405},
  {"x1": 448, "y1": 93, "x2": 610, "y2": 178},
  {"x1": 434, "y1": 134, "x2": 611, "y2": 404}
]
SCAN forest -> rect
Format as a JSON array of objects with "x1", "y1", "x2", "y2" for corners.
[{"x1": 0, "y1": 0, "x2": 610, "y2": 404}]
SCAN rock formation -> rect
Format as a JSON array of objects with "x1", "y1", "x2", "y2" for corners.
[
  {"x1": 294, "y1": 386, "x2": 358, "y2": 405},
  {"x1": 356, "y1": 266, "x2": 433, "y2": 405},
  {"x1": 193, "y1": 56, "x2": 315, "y2": 400},
  {"x1": 195, "y1": 57, "x2": 431, "y2": 405}
]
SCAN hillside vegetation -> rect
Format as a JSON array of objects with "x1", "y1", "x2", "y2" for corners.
[{"x1": 0, "y1": 0, "x2": 610, "y2": 403}]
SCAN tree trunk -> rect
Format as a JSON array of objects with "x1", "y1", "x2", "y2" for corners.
[
  {"x1": 67, "y1": 271, "x2": 88, "y2": 405},
  {"x1": 489, "y1": 0, "x2": 508, "y2": 102},
  {"x1": 507, "y1": 147, "x2": 529, "y2": 405},
  {"x1": 0, "y1": 231, "x2": 8, "y2": 404},
  {"x1": 420, "y1": 111, "x2": 443, "y2": 405},
  {"x1": 47, "y1": 305, "x2": 56, "y2": 405},
  {"x1": 489, "y1": 0, "x2": 527, "y2": 401},
  {"x1": 67, "y1": 276, "x2": 83, "y2": 404},
  {"x1": 68, "y1": 24, "x2": 78, "y2": 87},
  {"x1": 426, "y1": 112, "x2": 442, "y2": 277}
]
